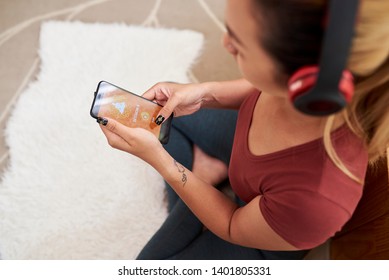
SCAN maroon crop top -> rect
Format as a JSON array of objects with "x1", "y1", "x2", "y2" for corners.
[{"x1": 229, "y1": 91, "x2": 368, "y2": 249}]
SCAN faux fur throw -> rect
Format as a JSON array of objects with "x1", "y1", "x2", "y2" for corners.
[{"x1": 0, "y1": 21, "x2": 203, "y2": 259}]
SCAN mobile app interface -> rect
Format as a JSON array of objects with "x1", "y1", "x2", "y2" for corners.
[{"x1": 93, "y1": 82, "x2": 161, "y2": 138}]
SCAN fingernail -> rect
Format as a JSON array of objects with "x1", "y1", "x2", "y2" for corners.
[
  {"x1": 97, "y1": 117, "x2": 108, "y2": 126},
  {"x1": 155, "y1": 115, "x2": 165, "y2": 125}
]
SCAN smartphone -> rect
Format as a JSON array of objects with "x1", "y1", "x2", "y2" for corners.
[{"x1": 90, "y1": 81, "x2": 173, "y2": 144}]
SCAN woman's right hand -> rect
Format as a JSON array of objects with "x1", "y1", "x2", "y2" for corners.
[{"x1": 142, "y1": 82, "x2": 210, "y2": 122}]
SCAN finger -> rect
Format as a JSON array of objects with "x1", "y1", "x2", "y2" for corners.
[
  {"x1": 98, "y1": 117, "x2": 132, "y2": 140},
  {"x1": 97, "y1": 118, "x2": 132, "y2": 146},
  {"x1": 155, "y1": 97, "x2": 178, "y2": 125},
  {"x1": 142, "y1": 88, "x2": 156, "y2": 101},
  {"x1": 100, "y1": 125, "x2": 128, "y2": 150},
  {"x1": 142, "y1": 83, "x2": 163, "y2": 101},
  {"x1": 98, "y1": 117, "x2": 135, "y2": 151}
]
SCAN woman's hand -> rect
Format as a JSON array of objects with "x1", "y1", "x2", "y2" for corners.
[
  {"x1": 142, "y1": 82, "x2": 210, "y2": 122},
  {"x1": 98, "y1": 117, "x2": 165, "y2": 166},
  {"x1": 142, "y1": 80, "x2": 259, "y2": 121}
]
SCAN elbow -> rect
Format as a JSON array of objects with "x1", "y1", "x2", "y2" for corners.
[{"x1": 226, "y1": 206, "x2": 240, "y2": 243}]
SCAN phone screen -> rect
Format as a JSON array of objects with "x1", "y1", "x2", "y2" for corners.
[{"x1": 90, "y1": 81, "x2": 171, "y2": 143}]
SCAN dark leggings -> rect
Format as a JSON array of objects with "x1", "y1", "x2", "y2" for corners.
[{"x1": 136, "y1": 109, "x2": 308, "y2": 260}]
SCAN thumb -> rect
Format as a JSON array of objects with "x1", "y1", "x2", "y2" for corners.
[
  {"x1": 155, "y1": 97, "x2": 177, "y2": 125},
  {"x1": 98, "y1": 117, "x2": 130, "y2": 139},
  {"x1": 142, "y1": 87, "x2": 156, "y2": 101},
  {"x1": 97, "y1": 117, "x2": 135, "y2": 152}
]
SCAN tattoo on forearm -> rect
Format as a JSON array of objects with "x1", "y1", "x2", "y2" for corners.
[{"x1": 174, "y1": 160, "x2": 187, "y2": 187}]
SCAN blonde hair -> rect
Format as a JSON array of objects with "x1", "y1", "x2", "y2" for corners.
[{"x1": 324, "y1": 0, "x2": 389, "y2": 183}]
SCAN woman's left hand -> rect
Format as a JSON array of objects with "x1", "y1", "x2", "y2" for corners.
[{"x1": 98, "y1": 117, "x2": 165, "y2": 166}]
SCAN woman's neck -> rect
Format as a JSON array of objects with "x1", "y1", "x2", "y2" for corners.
[{"x1": 259, "y1": 91, "x2": 344, "y2": 130}]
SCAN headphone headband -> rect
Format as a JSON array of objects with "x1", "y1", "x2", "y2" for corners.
[{"x1": 291, "y1": 0, "x2": 360, "y2": 116}]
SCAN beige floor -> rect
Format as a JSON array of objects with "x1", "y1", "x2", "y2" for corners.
[
  {"x1": 0, "y1": 0, "x2": 241, "y2": 175},
  {"x1": 0, "y1": 0, "x2": 327, "y2": 259}
]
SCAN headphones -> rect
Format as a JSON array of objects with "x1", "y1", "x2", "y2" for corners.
[{"x1": 287, "y1": 0, "x2": 360, "y2": 116}]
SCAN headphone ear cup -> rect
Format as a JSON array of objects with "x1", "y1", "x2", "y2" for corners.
[
  {"x1": 338, "y1": 70, "x2": 354, "y2": 103},
  {"x1": 288, "y1": 66, "x2": 355, "y2": 114},
  {"x1": 287, "y1": 66, "x2": 319, "y2": 103}
]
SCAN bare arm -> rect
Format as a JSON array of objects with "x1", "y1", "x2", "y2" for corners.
[
  {"x1": 201, "y1": 78, "x2": 259, "y2": 110},
  {"x1": 99, "y1": 109, "x2": 298, "y2": 252},
  {"x1": 142, "y1": 79, "x2": 258, "y2": 119},
  {"x1": 155, "y1": 149, "x2": 298, "y2": 251}
]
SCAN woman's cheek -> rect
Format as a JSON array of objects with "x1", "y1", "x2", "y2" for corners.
[{"x1": 237, "y1": 60, "x2": 263, "y2": 90}]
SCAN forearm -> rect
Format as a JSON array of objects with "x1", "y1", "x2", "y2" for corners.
[
  {"x1": 201, "y1": 78, "x2": 258, "y2": 109},
  {"x1": 154, "y1": 149, "x2": 239, "y2": 242}
]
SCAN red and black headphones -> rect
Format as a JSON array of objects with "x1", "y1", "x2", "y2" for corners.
[{"x1": 287, "y1": 0, "x2": 360, "y2": 116}]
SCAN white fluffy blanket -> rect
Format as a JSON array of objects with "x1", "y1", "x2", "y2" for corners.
[{"x1": 0, "y1": 21, "x2": 203, "y2": 259}]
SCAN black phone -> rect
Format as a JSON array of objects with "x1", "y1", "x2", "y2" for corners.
[{"x1": 90, "y1": 81, "x2": 173, "y2": 144}]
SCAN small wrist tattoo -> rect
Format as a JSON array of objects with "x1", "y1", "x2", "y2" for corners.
[{"x1": 174, "y1": 160, "x2": 187, "y2": 187}]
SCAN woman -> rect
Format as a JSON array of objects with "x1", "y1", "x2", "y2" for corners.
[{"x1": 97, "y1": 0, "x2": 389, "y2": 259}]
